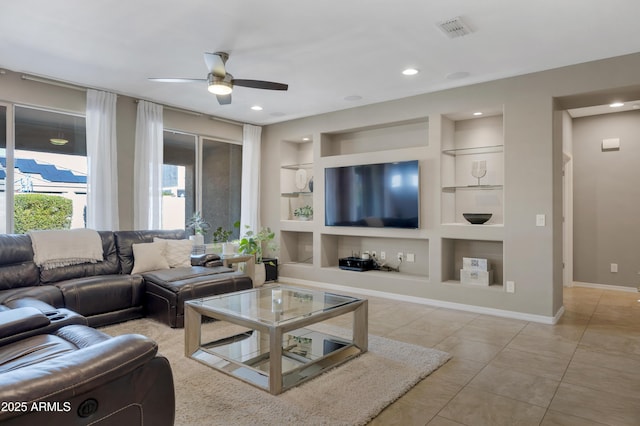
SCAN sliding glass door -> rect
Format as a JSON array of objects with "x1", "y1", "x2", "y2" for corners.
[
  {"x1": 162, "y1": 132, "x2": 242, "y2": 243},
  {"x1": 201, "y1": 138, "x2": 242, "y2": 242}
]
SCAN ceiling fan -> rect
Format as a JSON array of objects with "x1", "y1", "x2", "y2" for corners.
[{"x1": 149, "y1": 52, "x2": 288, "y2": 105}]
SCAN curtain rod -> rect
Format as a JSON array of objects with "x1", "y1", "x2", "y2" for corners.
[
  {"x1": 134, "y1": 99, "x2": 243, "y2": 127},
  {"x1": 21, "y1": 73, "x2": 246, "y2": 127},
  {"x1": 21, "y1": 74, "x2": 87, "y2": 92}
]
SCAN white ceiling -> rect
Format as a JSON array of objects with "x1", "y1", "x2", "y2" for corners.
[{"x1": 2, "y1": 1, "x2": 640, "y2": 125}]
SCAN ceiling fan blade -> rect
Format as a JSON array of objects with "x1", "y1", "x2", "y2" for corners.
[
  {"x1": 148, "y1": 78, "x2": 207, "y2": 83},
  {"x1": 216, "y1": 94, "x2": 232, "y2": 105},
  {"x1": 232, "y1": 79, "x2": 288, "y2": 91},
  {"x1": 204, "y1": 52, "x2": 227, "y2": 78}
]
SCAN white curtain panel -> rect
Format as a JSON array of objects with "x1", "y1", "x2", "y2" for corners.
[
  {"x1": 134, "y1": 100, "x2": 164, "y2": 230},
  {"x1": 85, "y1": 89, "x2": 119, "y2": 230},
  {"x1": 240, "y1": 124, "x2": 262, "y2": 235}
]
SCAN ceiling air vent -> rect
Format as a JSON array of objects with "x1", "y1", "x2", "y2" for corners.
[{"x1": 437, "y1": 16, "x2": 473, "y2": 38}]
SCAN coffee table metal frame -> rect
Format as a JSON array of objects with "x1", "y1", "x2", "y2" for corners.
[{"x1": 184, "y1": 285, "x2": 368, "y2": 394}]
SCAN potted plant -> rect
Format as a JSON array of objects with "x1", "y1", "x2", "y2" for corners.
[
  {"x1": 212, "y1": 221, "x2": 240, "y2": 255},
  {"x1": 294, "y1": 205, "x2": 313, "y2": 220},
  {"x1": 186, "y1": 211, "x2": 210, "y2": 247},
  {"x1": 238, "y1": 226, "x2": 277, "y2": 287}
]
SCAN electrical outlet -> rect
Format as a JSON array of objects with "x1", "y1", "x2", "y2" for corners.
[
  {"x1": 380, "y1": 251, "x2": 386, "y2": 260},
  {"x1": 611, "y1": 263, "x2": 618, "y2": 273},
  {"x1": 506, "y1": 281, "x2": 515, "y2": 293},
  {"x1": 407, "y1": 253, "x2": 415, "y2": 262},
  {"x1": 397, "y1": 252, "x2": 403, "y2": 262}
]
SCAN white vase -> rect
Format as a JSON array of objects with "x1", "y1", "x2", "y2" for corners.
[
  {"x1": 189, "y1": 234, "x2": 204, "y2": 246},
  {"x1": 253, "y1": 263, "x2": 266, "y2": 287},
  {"x1": 222, "y1": 242, "x2": 235, "y2": 255}
]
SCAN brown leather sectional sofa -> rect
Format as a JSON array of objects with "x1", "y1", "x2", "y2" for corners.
[
  {"x1": 0, "y1": 229, "x2": 252, "y2": 327},
  {"x1": 0, "y1": 229, "x2": 253, "y2": 425}
]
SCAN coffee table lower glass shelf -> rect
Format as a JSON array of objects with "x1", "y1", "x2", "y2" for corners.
[{"x1": 185, "y1": 285, "x2": 368, "y2": 394}]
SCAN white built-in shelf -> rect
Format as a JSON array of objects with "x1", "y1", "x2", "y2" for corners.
[
  {"x1": 442, "y1": 145, "x2": 503, "y2": 156},
  {"x1": 442, "y1": 184, "x2": 503, "y2": 191},
  {"x1": 281, "y1": 191, "x2": 313, "y2": 198},
  {"x1": 281, "y1": 163, "x2": 313, "y2": 170},
  {"x1": 442, "y1": 280, "x2": 505, "y2": 291}
]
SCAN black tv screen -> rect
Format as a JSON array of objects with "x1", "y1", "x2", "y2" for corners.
[{"x1": 325, "y1": 160, "x2": 419, "y2": 229}]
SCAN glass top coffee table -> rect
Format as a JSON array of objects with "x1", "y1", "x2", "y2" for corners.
[{"x1": 184, "y1": 285, "x2": 368, "y2": 394}]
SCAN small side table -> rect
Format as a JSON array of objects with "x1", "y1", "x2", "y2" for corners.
[{"x1": 220, "y1": 253, "x2": 255, "y2": 284}]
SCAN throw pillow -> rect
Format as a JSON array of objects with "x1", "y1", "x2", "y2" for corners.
[
  {"x1": 154, "y1": 238, "x2": 193, "y2": 268},
  {"x1": 131, "y1": 241, "x2": 170, "y2": 274}
]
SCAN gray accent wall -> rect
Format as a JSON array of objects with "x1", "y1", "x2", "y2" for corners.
[{"x1": 572, "y1": 110, "x2": 640, "y2": 288}]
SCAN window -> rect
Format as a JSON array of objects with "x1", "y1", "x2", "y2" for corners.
[
  {"x1": 162, "y1": 131, "x2": 196, "y2": 231},
  {"x1": 9, "y1": 106, "x2": 87, "y2": 233},
  {"x1": 162, "y1": 131, "x2": 242, "y2": 243},
  {"x1": 0, "y1": 104, "x2": 6, "y2": 233}
]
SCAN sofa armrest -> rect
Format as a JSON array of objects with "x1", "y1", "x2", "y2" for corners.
[
  {"x1": 191, "y1": 253, "x2": 223, "y2": 267},
  {"x1": 0, "y1": 331, "x2": 159, "y2": 411},
  {"x1": 0, "y1": 307, "x2": 50, "y2": 340}
]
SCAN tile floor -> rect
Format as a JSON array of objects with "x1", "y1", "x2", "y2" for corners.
[{"x1": 329, "y1": 286, "x2": 640, "y2": 426}]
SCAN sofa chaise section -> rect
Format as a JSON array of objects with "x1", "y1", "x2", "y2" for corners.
[{"x1": 114, "y1": 229, "x2": 253, "y2": 327}]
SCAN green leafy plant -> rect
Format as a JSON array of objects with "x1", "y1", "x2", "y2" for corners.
[
  {"x1": 212, "y1": 221, "x2": 240, "y2": 243},
  {"x1": 186, "y1": 211, "x2": 211, "y2": 235},
  {"x1": 293, "y1": 205, "x2": 313, "y2": 219},
  {"x1": 237, "y1": 225, "x2": 277, "y2": 264},
  {"x1": 14, "y1": 193, "x2": 72, "y2": 233}
]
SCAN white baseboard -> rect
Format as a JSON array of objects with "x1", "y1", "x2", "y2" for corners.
[
  {"x1": 280, "y1": 277, "x2": 563, "y2": 325},
  {"x1": 573, "y1": 281, "x2": 638, "y2": 293}
]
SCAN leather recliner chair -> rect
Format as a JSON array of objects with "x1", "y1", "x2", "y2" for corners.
[{"x1": 0, "y1": 309, "x2": 175, "y2": 425}]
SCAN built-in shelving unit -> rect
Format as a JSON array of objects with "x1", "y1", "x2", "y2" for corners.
[
  {"x1": 277, "y1": 110, "x2": 508, "y2": 297},
  {"x1": 280, "y1": 141, "x2": 314, "y2": 223},
  {"x1": 441, "y1": 113, "x2": 504, "y2": 226},
  {"x1": 438, "y1": 110, "x2": 505, "y2": 292}
]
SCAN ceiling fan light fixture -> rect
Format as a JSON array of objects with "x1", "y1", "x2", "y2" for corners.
[
  {"x1": 208, "y1": 81, "x2": 232, "y2": 95},
  {"x1": 207, "y1": 73, "x2": 233, "y2": 95}
]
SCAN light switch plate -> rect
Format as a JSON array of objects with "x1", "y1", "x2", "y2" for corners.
[
  {"x1": 506, "y1": 281, "x2": 515, "y2": 293},
  {"x1": 536, "y1": 214, "x2": 546, "y2": 227}
]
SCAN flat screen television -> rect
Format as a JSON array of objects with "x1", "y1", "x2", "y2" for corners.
[{"x1": 325, "y1": 160, "x2": 419, "y2": 229}]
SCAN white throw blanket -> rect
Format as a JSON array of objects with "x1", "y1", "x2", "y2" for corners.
[{"x1": 29, "y1": 229, "x2": 104, "y2": 270}]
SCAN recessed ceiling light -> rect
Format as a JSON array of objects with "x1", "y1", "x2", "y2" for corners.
[
  {"x1": 402, "y1": 68, "x2": 419, "y2": 76},
  {"x1": 251, "y1": 105, "x2": 263, "y2": 111},
  {"x1": 302, "y1": 137, "x2": 310, "y2": 141},
  {"x1": 609, "y1": 102, "x2": 624, "y2": 108},
  {"x1": 473, "y1": 112, "x2": 483, "y2": 116},
  {"x1": 344, "y1": 95, "x2": 362, "y2": 101}
]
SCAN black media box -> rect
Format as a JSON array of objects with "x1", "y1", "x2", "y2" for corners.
[{"x1": 339, "y1": 257, "x2": 375, "y2": 272}]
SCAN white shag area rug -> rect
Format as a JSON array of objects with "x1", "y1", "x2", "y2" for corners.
[{"x1": 101, "y1": 318, "x2": 451, "y2": 426}]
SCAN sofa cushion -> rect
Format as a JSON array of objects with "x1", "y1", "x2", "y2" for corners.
[
  {"x1": 0, "y1": 334, "x2": 78, "y2": 372},
  {"x1": 56, "y1": 275, "x2": 145, "y2": 317},
  {"x1": 153, "y1": 238, "x2": 193, "y2": 268},
  {"x1": 0, "y1": 286, "x2": 64, "y2": 309},
  {"x1": 131, "y1": 242, "x2": 170, "y2": 274},
  {"x1": 0, "y1": 234, "x2": 40, "y2": 290},
  {"x1": 142, "y1": 265, "x2": 234, "y2": 286},
  {"x1": 115, "y1": 230, "x2": 186, "y2": 275},
  {"x1": 39, "y1": 231, "x2": 120, "y2": 284}
]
